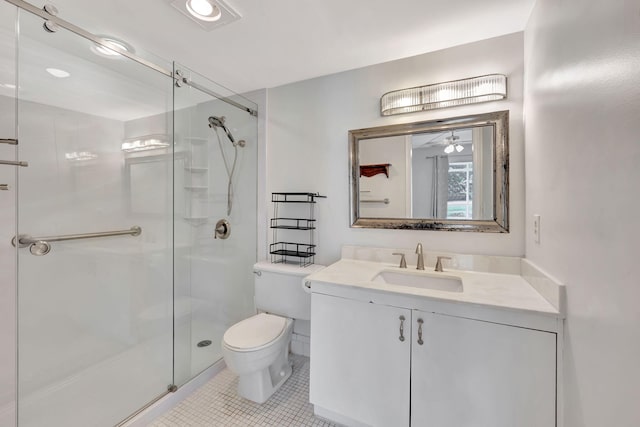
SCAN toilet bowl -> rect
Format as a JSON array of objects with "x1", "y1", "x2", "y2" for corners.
[
  {"x1": 221, "y1": 262, "x2": 324, "y2": 403},
  {"x1": 222, "y1": 313, "x2": 293, "y2": 403}
]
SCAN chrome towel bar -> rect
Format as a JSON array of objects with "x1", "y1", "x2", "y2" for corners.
[
  {"x1": 0, "y1": 139, "x2": 18, "y2": 145},
  {"x1": 11, "y1": 226, "x2": 142, "y2": 256},
  {"x1": 361, "y1": 198, "x2": 390, "y2": 205}
]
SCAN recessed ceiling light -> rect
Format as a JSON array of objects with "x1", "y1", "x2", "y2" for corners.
[
  {"x1": 186, "y1": 0, "x2": 222, "y2": 21},
  {"x1": 170, "y1": 0, "x2": 240, "y2": 31},
  {"x1": 46, "y1": 68, "x2": 70, "y2": 78},
  {"x1": 91, "y1": 37, "x2": 133, "y2": 58}
]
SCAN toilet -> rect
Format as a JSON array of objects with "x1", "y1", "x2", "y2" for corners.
[{"x1": 222, "y1": 261, "x2": 325, "y2": 403}]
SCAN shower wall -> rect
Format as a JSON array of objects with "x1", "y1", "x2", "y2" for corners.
[
  {"x1": 0, "y1": 95, "x2": 17, "y2": 427},
  {"x1": 0, "y1": 2, "x2": 16, "y2": 426}
]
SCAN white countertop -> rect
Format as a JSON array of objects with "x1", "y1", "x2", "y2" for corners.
[{"x1": 305, "y1": 258, "x2": 561, "y2": 318}]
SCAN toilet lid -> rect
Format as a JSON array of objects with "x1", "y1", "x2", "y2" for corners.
[{"x1": 223, "y1": 313, "x2": 286, "y2": 350}]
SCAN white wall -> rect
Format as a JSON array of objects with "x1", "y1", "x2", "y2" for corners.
[
  {"x1": 524, "y1": 2, "x2": 640, "y2": 426},
  {"x1": 266, "y1": 33, "x2": 525, "y2": 265},
  {"x1": 359, "y1": 136, "x2": 409, "y2": 217}
]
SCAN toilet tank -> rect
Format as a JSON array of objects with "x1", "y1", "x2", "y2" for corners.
[{"x1": 254, "y1": 262, "x2": 325, "y2": 321}]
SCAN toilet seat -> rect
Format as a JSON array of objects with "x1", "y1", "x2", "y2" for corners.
[{"x1": 223, "y1": 313, "x2": 286, "y2": 352}]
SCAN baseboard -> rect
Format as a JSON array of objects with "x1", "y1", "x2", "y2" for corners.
[
  {"x1": 314, "y1": 405, "x2": 370, "y2": 427},
  {"x1": 290, "y1": 333, "x2": 310, "y2": 357}
]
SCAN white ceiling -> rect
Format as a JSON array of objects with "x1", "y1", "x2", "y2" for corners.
[{"x1": 34, "y1": 0, "x2": 536, "y2": 94}]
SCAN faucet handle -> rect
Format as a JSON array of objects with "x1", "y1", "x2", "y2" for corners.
[
  {"x1": 435, "y1": 256, "x2": 452, "y2": 272},
  {"x1": 392, "y1": 252, "x2": 407, "y2": 268}
]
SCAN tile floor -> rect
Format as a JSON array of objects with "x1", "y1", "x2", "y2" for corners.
[{"x1": 149, "y1": 354, "x2": 337, "y2": 427}]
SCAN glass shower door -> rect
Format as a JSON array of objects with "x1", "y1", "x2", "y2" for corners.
[
  {"x1": 173, "y1": 64, "x2": 258, "y2": 385},
  {"x1": 16, "y1": 11, "x2": 174, "y2": 427}
]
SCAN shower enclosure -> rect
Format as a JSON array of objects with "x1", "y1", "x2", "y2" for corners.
[{"x1": 0, "y1": 1, "x2": 258, "y2": 426}]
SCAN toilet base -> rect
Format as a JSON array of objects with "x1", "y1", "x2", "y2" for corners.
[{"x1": 237, "y1": 349, "x2": 293, "y2": 404}]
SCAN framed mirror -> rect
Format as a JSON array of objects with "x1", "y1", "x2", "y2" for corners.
[{"x1": 349, "y1": 110, "x2": 509, "y2": 232}]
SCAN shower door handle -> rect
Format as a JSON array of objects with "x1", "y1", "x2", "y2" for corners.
[
  {"x1": 0, "y1": 160, "x2": 28, "y2": 167},
  {"x1": 11, "y1": 226, "x2": 142, "y2": 256}
]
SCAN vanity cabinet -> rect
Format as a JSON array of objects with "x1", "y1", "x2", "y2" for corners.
[
  {"x1": 411, "y1": 310, "x2": 556, "y2": 427},
  {"x1": 310, "y1": 293, "x2": 411, "y2": 426},
  {"x1": 310, "y1": 294, "x2": 557, "y2": 427}
]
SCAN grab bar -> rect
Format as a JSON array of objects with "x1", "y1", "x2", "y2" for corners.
[
  {"x1": 361, "y1": 198, "x2": 390, "y2": 205},
  {"x1": 11, "y1": 226, "x2": 142, "y2": 256},
  {"x1": 0, "y1": 139, "x2": 18, "y2": 145},
  {"x1": 0, "y1": 160, "x2": 28, "y2": 167}
]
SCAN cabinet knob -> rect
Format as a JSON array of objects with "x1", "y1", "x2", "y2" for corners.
[
  {"x1": 417, "y1": 318, "x2": 424, "y2": 345},
  {"x1": 399, "y1": 315, "x2": 406, "y2": 342}
]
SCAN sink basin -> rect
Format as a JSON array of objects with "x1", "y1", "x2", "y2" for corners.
[{"x1": 372, "y1": 270, "x2": 463, "y2": 292}]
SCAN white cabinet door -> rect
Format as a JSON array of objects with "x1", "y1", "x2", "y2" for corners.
[
  {"x1": 411, "y1": 311, "x2": 556, "y2": 427},
  {"x1": 310, "y1": 293, "x2": 411, "y2": 427}
]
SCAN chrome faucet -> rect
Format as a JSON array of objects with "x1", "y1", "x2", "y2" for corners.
[{"x1": 415, "y1": 243, "x2": 425, "y2": 270}]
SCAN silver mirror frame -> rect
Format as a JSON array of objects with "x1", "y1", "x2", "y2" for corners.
[{"x1": 349, "y1": 110, "x2": 509, "y2": 232}]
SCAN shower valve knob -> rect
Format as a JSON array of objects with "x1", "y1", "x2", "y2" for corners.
[{"x1": 214, "y1": 219, "x2": 231, "y2": 239}]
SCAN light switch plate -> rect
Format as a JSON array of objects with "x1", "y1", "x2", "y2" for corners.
[{"x1": 533, "y1": 214, "x2": 541, "y2": 244}]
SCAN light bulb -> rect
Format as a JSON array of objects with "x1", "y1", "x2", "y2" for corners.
[
  {"x1": 455, "y1": 144, "x2": 464, "y2": 153},
  {"x1": 186, "y1": 0, "x2": 221, "y2": 21},
  {"x1": 444, "y1": 144, "x2": 454, "y2": 154},
  {"x1": 189, "y1": 0, "x2": 213, "y2": 16}
]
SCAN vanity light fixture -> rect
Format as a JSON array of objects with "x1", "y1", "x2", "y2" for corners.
[
  {"x1": 380, "y1": 74, "x2": 507, "y2": 116},
  {"x1": 121, "y1": 134, "x2": 170, "y2": 152},
  {"x1": 170, "y1": 0, "x2": 241, "y2": 31}
]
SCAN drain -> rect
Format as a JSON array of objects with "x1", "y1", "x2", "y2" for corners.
[{"x1": 197, "y1": 340, "x2": 212, "y2": 348}]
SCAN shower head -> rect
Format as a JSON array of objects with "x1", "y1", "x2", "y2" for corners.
[
  {"x1": 208, "y1": 116, "x2": 236, "y2": 146},
  {"x1": 208, "y1": 116, "x2": 226, "y2": 129}
]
